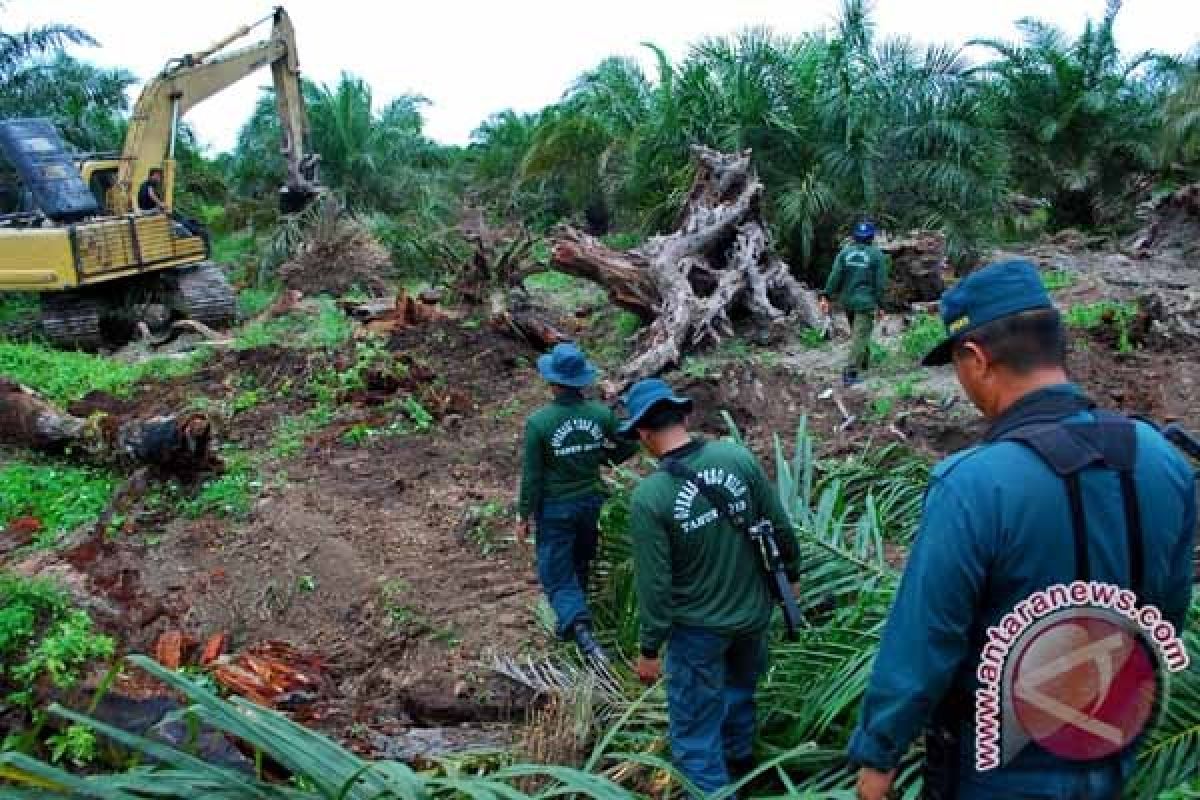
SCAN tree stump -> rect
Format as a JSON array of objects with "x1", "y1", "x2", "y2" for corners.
[
  {"x1": 880, "y1": 230, "x2": 947, "y2": 309},
  {"x1": 550, "y1": 146, "x2": 822, "y2": 385},
  {"x1": 0, "y1": 379, "x2": 217, "y2": 472}
]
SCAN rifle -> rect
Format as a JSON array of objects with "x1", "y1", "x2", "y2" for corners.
[{"x1": 661, "y1": 458, "x2": 802, "y2": 640}]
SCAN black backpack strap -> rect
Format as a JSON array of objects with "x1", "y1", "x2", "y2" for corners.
[
  {"x1": 1063, "y1": 472, "x2": 1091, "y2": 583},
  {"x1": 998, "y1": 411, "x2": 1143, "y2": 595}
]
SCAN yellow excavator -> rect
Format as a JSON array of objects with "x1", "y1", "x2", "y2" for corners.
[{"x1": 0, "y1": 7, "x2": 320, "y2": 348}]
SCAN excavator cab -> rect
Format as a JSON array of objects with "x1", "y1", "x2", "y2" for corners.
[{"x1": 0, "y1": 6, "x2": 321, "y2": 349}]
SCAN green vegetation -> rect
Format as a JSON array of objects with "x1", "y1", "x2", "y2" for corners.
[
  {"x1": 467, "y1": 500, "x2": 510, "y2": 555},
  {"x1": 0, "y1": 462, "x2": 117, "y2": 547},
  {"x1": 899, "y1": 312, "x2": 944, "y2": 362},
  {"x1": 0, "y1": 293, "x2": 38, "y2": 326},
  {"x1": 0, "y1": 572, "x2": 114, "y2": 763},
  {"x1": 236, "y1": 286, "x2": 278, "y2": 319},
  {"x1": 0, "y1": 342, "x2": 207, "y2": 406},
  {"x1": 234, "y1": 295, "x2": 354, "y2": 351},
  {"x1": 1065, "y1": 299, "x2": 1139, "y2": 352},
  {"x1": 1042, "y1": 269, "x2": 1077, "y2": 291},
  {"x1": 181, "y1": 449, "x2": 258, "y2": 518}
]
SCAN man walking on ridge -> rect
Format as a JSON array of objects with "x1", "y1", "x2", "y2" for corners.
[
  {"x1": 849, "y1": 260, "x2": 1195, "y2": 799},
  {"x1": 820, "y1": 220, "x2": 888, "y2": 387},
  {"x1": 619, "y1": 378, "x2": 800, "y2": 796},
  {"x1": 517, "y1": 342, "x2": 636, "y2": 662}
]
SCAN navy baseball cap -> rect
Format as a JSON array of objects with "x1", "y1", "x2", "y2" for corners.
[{"x1": 921, "y1": 259, "x2": 1054, "y2": 367}]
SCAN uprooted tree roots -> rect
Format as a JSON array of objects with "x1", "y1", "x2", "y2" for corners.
[{"x1": 550, "y1": 146, "x2": 823, "y2": 385}]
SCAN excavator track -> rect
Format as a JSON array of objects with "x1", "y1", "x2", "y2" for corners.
[
  {"x1": 165, "y1": 262, "x2": 236, "y2": 329},
  {"x1": 39, "y1": 294, "x2": 103, "y2": 351}
]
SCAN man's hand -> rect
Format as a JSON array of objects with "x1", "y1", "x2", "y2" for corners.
[
  {"x1": 635, "y1": 656, "x2": 661, "y2": 686},
  {"x1": 819, "y1": 297, "x2": 831, "y2": 316},
  {"x1": 855, "y1": 767, "x2": 896, "y2": 800}
]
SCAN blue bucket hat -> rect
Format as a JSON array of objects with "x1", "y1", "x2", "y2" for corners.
[
  {"x1": 537, "y1": 342, "x2": 598, "y2": 387},
  {"x1": 617, "y1": 378, "x2": 694, "y2": 438},
  {"x1": 921, "y1": 259, "x2": 1054, "y2": 367}
]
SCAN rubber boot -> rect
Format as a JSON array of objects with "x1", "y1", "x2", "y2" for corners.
[
  {"x1": 572, "y1": 621, "x2": 608, "y2": 664},
  {"x1": 842, "y1": 368, "x2": 859, "y2": 388}
]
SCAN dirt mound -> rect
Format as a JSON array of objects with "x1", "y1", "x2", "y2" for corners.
[
  {"x1": 1130, "y1": 183, "x2": 1200, "y2": 268},
  {"x1": 880, "y1": 230, "x2": 946, "y2": 308},
  {"x1": 279, "y1": 205, "x2": 391, "y2": 297}
]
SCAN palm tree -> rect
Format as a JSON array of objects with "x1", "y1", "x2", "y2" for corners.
[
  {"x1": 1159, "y1": 48, "x2": 1200, "y2": 175},
  {"x1": 0, "y1": 52, "x2": 134, "y2": 151},
  {"x1": 0, "y1": 13, "x2": 131, "y2": 152},
  {"x1": 970, "y1": 0, "x2": 1163, "y2": 228},
  {"x1": 0, "y1": 13, "x2": 95, "y2": 81}
]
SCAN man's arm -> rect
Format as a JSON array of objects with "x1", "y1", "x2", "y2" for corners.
[
  {"x1": 631, "y1": 488, "x2": 673, "y2": 657},
  {"x1": 517, "y1": 419, "x2": 544, "y2": 521},
  {"x1": 848, "y1": 478, "x2": 989, "y2": 771},
  {"x1": 823, "y1": 250, "x2": 845, "y2": 299}
]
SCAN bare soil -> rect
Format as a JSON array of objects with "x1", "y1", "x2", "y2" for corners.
[{"x1": 8, "y1": 277, "x2": 1200, "y2": 755}]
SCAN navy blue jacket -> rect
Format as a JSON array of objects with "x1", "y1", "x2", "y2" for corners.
[{"x1": 849, "y1": 385, "x2": 1196, "y2": 795}]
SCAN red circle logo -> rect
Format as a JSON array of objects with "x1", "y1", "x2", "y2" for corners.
[{"x1": 1010, "y1": 613, "x2": 1158, "y2": 761}]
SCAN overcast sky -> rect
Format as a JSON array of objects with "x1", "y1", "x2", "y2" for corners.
[{"x1": 6, "y1": 1, "x2": 1198, "y2": 153}]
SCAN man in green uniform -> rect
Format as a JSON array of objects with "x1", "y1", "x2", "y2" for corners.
[
  {"x1": 518, "y1": 343, "x2": 636, "y2": 660},
  {"x1": 618, "y1": 379, "x2": 800, "y2": 796},
  {"x1": 820, "y1": 220, "x2": 888, "y2": 387}
]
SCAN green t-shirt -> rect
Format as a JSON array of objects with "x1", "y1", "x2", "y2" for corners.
[
  {"x1": 518, "y1": 392, "x2": 637, "y2": 518},
  {"x1": 824, "y1": 243, "x2": 888, "y2": 312},
  {"x1": 630, "y1": 438, "x2": 799, "y2": 655}
]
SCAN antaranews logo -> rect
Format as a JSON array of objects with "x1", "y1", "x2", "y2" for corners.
[{"x1": 973, "y1": 581, "x2": 1190, "y2": 771}]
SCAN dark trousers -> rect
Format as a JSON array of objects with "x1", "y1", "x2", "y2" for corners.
[
  {"x1": 535, "y1": 494, "x2": 604, "y2": 638},
  {"x1": 665, "y1": 625, "x2": 768, "y2": 796}
]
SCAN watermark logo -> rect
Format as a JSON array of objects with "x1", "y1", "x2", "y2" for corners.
[{"x1": 974, "y1": 581, "x2": 1189, "y2": 771}]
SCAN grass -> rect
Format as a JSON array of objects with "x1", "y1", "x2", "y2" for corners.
[
  {"x1": 898, "y1": 312, "x2": 944, "y2": 363},
  {"x1": 236, "y1": 287, "x2": 278, "y2": 319},
  {"x1": 0, "y1": 572, "x2": 114, "y2": 764},
  {"x1": 0, "y1": 462, "x2": 117, "y2": 547},
  {"x1": 1064, "y1": 300, "x2": 1138, "y2": 353},
  {"x1": 234, "y1": 295, "x2": 353, "y2": 351},
  {"x1": 0, "y1": 342, "x2": 209, "y2": 406},
  {"x1": 181, "y1": 449, "x2": 259, "y2": 519},
  {"x1": 1041, "y1": 269, "x2": 1076, "y2": 291},
  {"x1": 524, "y1": 270, "x2": 605, "y2": 312},
  {"x1": 0, "y1": 293, "x2": 38, "y2": 326}
]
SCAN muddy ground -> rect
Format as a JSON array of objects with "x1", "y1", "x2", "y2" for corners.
[{"x1": 5, "y1": 248, "x2": 1200, "y2": 757}]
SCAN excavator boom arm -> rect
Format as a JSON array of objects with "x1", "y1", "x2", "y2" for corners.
[{"x1": 114, "y1": 7, "x2": 319, "y2": 213}]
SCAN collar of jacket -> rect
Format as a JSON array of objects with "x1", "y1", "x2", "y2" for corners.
[
  {"x1": 659, "y1": 437, "x2": 705, "y2": 463},
  {"x1": 984, "y1": 383, "x2": 1096, "y2": 443},
  {"x1": 553, "y1": 388, "x2": 585, "y2": 405}
]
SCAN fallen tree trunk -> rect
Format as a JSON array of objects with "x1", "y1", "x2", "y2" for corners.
[
  {"x1": 550, "y1": 146, "x2": 823, "y2": 384},
  {"x1": 0, "y1": 379, "x2": 217, "y2": 472}
]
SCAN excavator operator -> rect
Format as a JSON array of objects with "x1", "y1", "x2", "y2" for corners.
[{"x1": 137, "y1": 168, "x2": 166, "y2": 212}]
